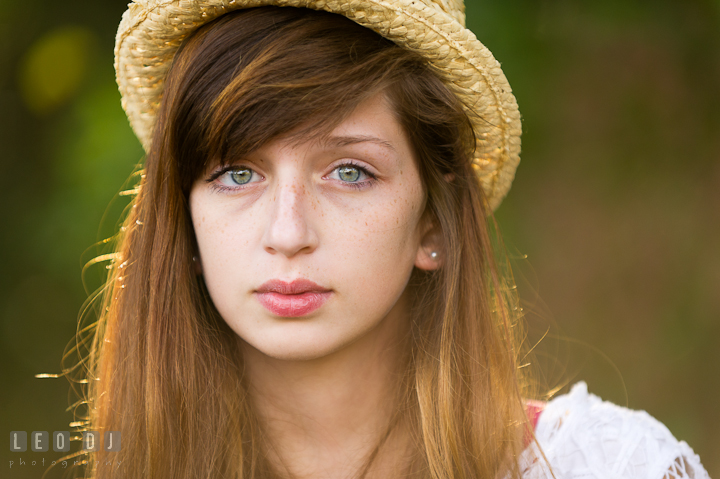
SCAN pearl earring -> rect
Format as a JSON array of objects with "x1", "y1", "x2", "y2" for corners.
[{"x1": 430, "y1": 251, "x2": 438, "y2": 259}]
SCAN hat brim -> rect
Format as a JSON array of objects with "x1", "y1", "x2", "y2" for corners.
[{"x1": 115, "y1": 0, "x2": 521, "y2": 211}]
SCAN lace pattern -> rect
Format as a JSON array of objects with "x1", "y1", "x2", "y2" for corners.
[{"x1": 521, "y1": 382, "x2": 710, "y2": 479}]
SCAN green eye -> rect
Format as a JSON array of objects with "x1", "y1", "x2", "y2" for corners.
[
  {"x1": 230, "y1": 169, "x2": 252, "y2": 185},
  {"x1": 338, "y1": 166, "x2": 361, "y2": 182}
]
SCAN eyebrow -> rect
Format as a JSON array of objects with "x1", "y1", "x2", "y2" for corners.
[{"x1": 321, "y1": 135, "x2": 397, "y2": 153}]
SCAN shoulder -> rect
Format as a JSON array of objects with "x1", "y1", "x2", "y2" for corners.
[{"x1": 522, "y1": 382, "x2": 710, "y2": 479}]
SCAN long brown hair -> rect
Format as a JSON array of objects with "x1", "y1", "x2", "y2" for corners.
[{"x1": 66, "y1": 6, "x2": 534, "y2": 478}]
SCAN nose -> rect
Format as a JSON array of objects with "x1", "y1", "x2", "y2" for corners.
[{"x1": 262, "y1": 178, "x2": 319, "y2": 258}]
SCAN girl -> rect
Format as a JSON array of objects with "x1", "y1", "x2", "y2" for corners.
[{"x1": 61, "y1": 1, "x2": 709, "y2": 478}]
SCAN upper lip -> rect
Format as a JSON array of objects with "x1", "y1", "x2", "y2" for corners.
[{"x1": 256, "y1": 279, "x2": 331, "y2": 295}]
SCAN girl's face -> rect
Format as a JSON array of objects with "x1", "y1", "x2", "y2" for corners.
[{"x1": 189, "y1": 91, "x2": 435, "y2": 361}]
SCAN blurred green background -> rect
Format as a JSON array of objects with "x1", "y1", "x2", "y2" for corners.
[{"x1": 1, "y1": 0, "x2": 718, "y2": 477}]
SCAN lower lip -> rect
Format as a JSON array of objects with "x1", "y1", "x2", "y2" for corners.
[{"x1": 255, "y1": 291, "x2": 332, "y2": 317}]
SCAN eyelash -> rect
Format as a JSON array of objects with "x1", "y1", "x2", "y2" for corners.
[
  {"x1": 204, "y1": 161, "x2": 378, "y2": 194},
  {"x1": 205, "y1": 165, "x2": 260, "y2": 194}
]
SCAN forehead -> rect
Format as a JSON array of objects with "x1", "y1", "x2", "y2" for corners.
[
  {"x1": 204, "y1": 89, "x2": 406, "y2": 167},
  {"x1": 283, "y1": 91, "x2": 401, "y2": 149}
]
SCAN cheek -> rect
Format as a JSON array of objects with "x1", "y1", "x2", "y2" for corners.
[
  {"x1": 189, "y1": 192, "x2": 260, "y2": 291},
  {"x1": 324, "y1": 182, "x2": 425, "y2": 294}
]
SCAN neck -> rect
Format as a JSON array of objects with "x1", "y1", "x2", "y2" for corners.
[{"x1": 241, "y1": 295, "x2": 413, "y2": 479}]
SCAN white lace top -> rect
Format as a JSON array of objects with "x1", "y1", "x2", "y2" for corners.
[{"x1": 522, "y1": 382, "x2": 711, "y2": 479}]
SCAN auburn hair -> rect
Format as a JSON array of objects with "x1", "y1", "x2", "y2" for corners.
[{"x1": 60, "y1": 6, "x2": 535, "y2": 479}]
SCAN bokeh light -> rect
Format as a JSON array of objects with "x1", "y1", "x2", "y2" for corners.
[{"x1": 18, "y1": 26, "x2": 96, "y2": 115}]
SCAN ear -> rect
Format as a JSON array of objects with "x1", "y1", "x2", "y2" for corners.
[{"x1": 414, "y1": 215, "x2": 443, "y2": 271}]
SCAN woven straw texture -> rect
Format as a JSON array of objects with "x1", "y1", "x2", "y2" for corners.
[{"x1": 115, "y1": 0, "x2": 522, "y2": 211}]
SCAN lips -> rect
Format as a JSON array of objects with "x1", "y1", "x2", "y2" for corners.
[{"x1": 255, "y1": 279, "x2": 332, "y2": 317}]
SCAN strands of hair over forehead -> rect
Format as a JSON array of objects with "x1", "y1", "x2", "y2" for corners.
[
  {"x1": 166, "y1": 7, "x2": 468, "y2": 195},
  {"x1": 68, "y1": 6, "x2": 540, "y2": 479}
]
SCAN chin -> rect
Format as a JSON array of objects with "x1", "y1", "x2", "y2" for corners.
[
  {"x1": 239, "y1": 326, "x2": 360, "y2": 362},
  {"x1": 257, "y1": 346, "x2": 337, "y2": 362}
]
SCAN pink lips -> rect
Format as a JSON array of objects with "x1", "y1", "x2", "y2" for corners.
[{"x1": 255, "y1": 279, "x2": 332, "y2": 317}]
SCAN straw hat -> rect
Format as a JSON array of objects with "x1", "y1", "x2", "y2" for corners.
[{"x1": 115, "y1": 0, "x2": 521, "y2": 211}]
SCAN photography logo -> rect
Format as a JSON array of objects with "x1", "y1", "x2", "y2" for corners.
[
  {"x1": 9, "y1": 431, "x2": 122, "y2": 470},
  {"x1": 10, "y1": 431, "x2": 120, "y2": 452}
]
